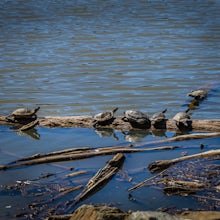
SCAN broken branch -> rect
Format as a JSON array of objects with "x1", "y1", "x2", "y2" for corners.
[
  {"x1": 71, "y1": 153, "x2": 125, "y2": 206},
  {"x1": 148, "y1": 149, "x2": 220, "y2": 173}
]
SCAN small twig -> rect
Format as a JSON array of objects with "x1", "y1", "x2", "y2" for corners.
[
  {"x1": 46, "y1": 214, "x2": 72, "y2": 220},
  {"x1": 128, "y1": 169, "x2": 168, "y2": 191},
  {"x1": 65, "y1": 170, "x2": 88, "y2": 178},
  {"x1": 52, "y1": 185, "x2": 83, "y2": 200}
]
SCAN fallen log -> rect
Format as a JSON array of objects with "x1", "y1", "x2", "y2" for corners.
[
  {"x1": 0, "y1": 115, "x2": 220, "y2": 132},
  {"x1": 0, "y1": 145, "x2": 177, "y2": 170},
  {"x1": 148, "y1": 149, "x2": 220, "y2": 173},
  {"x1": 71, "y1": 153, "x2": 125, "y2": 207}
]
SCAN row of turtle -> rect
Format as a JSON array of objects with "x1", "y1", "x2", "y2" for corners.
[
  {"x1": 6, "y1": 88, "x2": 205, "y2": 127},
  {"x1": 92, "y1": 88, "x2": 208, "y2": 128},
  {"x1": 93, "y1": 107, "x2": 191, "y2": 128},
  {"x1": 6, "y1": 105, "x2": 190, "y2": 128}
]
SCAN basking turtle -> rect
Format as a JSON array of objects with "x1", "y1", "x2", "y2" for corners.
[
  {"x1": 93, "y1": 107, "x2": 118, "y2": 127},
  {"x1": 150, "y1": 109, "x2": 167, "y2": 125},
  {"x1": 6, "y1": 106, "x2": 40, "y2": 122},
  {"x1": 173, "y1": 109, "x2": 191, "y2": 127},
  {"x1": 123, "y1": 110, "x2": 151, "y2": 128},
  {"x1": 187, "y1": 89, "x2": 207, "y2": 100}
]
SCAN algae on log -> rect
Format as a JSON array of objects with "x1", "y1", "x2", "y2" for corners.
[{"x1": 0, "y1": 115, "x2": 220, "y2": 132}]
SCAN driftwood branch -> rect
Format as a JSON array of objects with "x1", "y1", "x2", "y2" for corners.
[
  {"x1": 0, "y1": 115, "x2": 220, "y2": 132},
  {"x1": 0, "y1": 145, "x2": 177, "y2": 171},
  {"x1": 71, "y1": 153, "x2": 125, "y2": 206},
  {"x1": 148, "y1": 149, "x2": 220, "y2": 173},
  {"x1": 1, "y1": 132, "x2": 219, "y2": 171}
]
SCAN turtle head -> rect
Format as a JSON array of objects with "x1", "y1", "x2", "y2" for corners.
[
  {"x1": 34, "y1": 106, "x2": 40, "y2": 113},
  {"x1": 162, "y1": 109, "x2": 167, "y2": 114},
  {"x1": 112, "y1": 107, "x2": 118, "y2": 113}
]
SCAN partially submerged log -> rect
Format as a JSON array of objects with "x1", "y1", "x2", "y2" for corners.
[
  {"x1": 0, "y1": 145, "x2": 177, "y2": 171},
  {"x1": 148, "y1": 149, "x2": 220, "y2": 173},
  {"x1": 71, "y1": 153, "x2": 125, "y2": 207},
  {"x1": 162, "y1": 179, "x2": 205, "y2": 196},
  {"x1": 0, "y1": 115, "x2": 220, "y2": 132}
]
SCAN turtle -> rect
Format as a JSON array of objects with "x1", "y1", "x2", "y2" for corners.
[
  {"x1": 187, "y1": 89, "x2": 207, "y2": 100},
  {"x1": 123, "y1": 110, "x2": 151, "y2": 128},
  {"x1": 6, "y1": 106, "x2": 40, "y2": 122},
  {"x1": 93, "y1": 107, "x2": 118, "y2": 127},
  {"x1": 172, "y1": 108, "x2": 191, "y2": 127},
  {"x1": 150, "y1": 109, "x2": 167, "y2": 125}
]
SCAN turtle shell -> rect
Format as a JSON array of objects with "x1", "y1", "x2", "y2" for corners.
[
  {"x1": 94, "y1": 107, "x2": 118, "y2": 122},
  {"x1": 124, "y1": 110, "x2": 149, "y2": 124},
  {"x1": 188, "y1": 89, "x2": 207, "y2": 100},
  {"x1": 151, "y1": 109, "x2": 167, "y2": 124},
  {"x1": 12, "y1": 107, "x2": 40, "y2": 119},
  {"x1": 94, "y1": 111, "x2": 113, "y2": 122},
  {"x1": 92, "y1": 108, "x2": 118, "y2": 128},
  {"x1": 173, "y1": 109, "x2": 191, "y2": 126},
  {"x1": 173, "y1": 112, "x2": 190, "y2": 122}
]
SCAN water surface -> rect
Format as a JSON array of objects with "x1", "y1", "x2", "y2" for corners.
[
  {"x1": 0, "y1": 0, "x2": 220, "y2": 219},
  {"x1": 1, "y1": 0, "x2": 220, "y2": 118}
]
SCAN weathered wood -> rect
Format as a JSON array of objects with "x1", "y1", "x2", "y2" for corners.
[
  {"x1": 72, "y1": 153, "x2": 125, "y2": 206},
  {"x1": 18, "y1": 119, "x2": 39, "y2": 131},
  {"x1": 0, "y1": 115, "x2": 220, "y2": 132},
  {"x1": 0, "y1": 145, "x2": 178, "y2": 170},
  {"x1": 162, "y1": 179, "x2": 205, "y2": 196},
  {"x1": 148, "y1": 149, "x2": 220, "y2": 173}
]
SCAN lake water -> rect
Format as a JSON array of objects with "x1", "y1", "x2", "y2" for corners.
[{"x1": 0, "y1": 0, "x2": 220, "y2": 219}]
